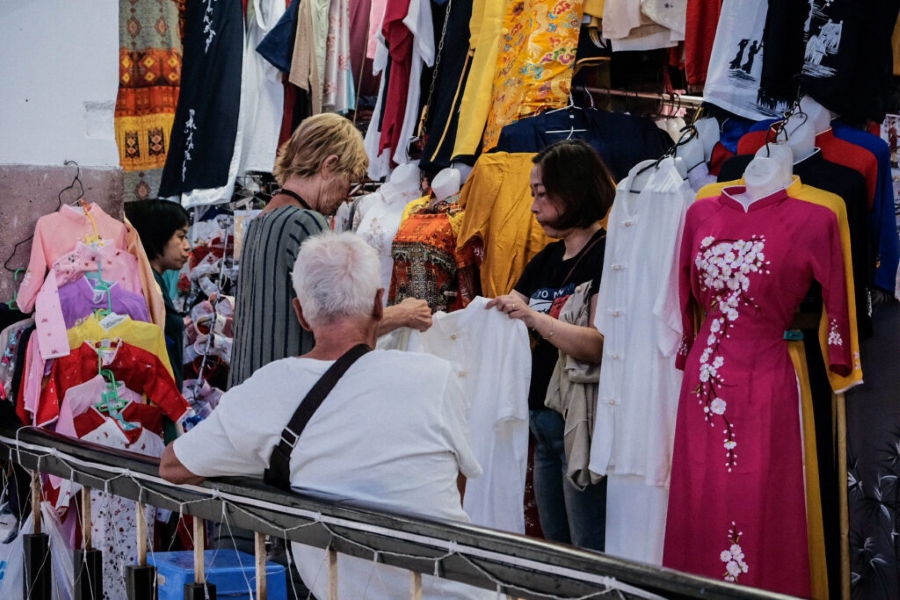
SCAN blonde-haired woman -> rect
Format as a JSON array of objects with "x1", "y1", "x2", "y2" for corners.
[{"x1": 229, "y1": 113, "x2": 430, "y2": 390}]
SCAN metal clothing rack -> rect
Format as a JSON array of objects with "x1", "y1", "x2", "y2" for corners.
[{"x1": 575, "y1": 86, "x2": 704, "y2": 109}]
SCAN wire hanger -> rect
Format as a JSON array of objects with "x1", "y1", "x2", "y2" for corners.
[{"x1": 59, "y1": 160, "x2": 87, "y2": 211}]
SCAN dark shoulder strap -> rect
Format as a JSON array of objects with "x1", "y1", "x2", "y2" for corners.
[
  {"x1": 562, "y1": 230, "x2": 606, "y2": 287},
  {"x1": 264, "y1": 344, "x2": 370, "y2": 490}
]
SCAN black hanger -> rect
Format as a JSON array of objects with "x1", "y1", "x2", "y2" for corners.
[{"x1": 58, "y1": 160, "x2": 86, "y2": 211}]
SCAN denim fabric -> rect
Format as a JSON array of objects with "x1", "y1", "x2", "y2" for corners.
[{"x1": 529, "y1": 408, "x2": 607, "y2": 551}]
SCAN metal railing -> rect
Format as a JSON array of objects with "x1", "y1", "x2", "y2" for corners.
[{"x1": 0, "y1": 423, "x2": 797, "y2": 600}]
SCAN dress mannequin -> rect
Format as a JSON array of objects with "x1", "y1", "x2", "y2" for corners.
[
  {"x1": 799, "y1": 96, "x2": 831, "y2": 134},
  {"x1": 673, "y1": 136, "x2": 706, "y2": 173},
  {"x1": 430, "y1": 167, "x2": 461, "y2": 206},
  {"x1": 782, "y1": 108, "x2": 817, "y2": 162},
  {"x1": 735, "y1": 143, "x2": 793, "y2": 208},
  {"x1": 694, "y1": 117, "x2": 721, "y2": 162}
]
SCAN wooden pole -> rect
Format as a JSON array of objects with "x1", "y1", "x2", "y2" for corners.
[
  {"x1": 410, "y1": 571, "x2": 422, "y2": 600},
  {"x1": 327, "y1": 546, "x2": 338, "y2": 600},
  {"x1": 255, "y1": 532, "x2": 268, "y2": 600}
]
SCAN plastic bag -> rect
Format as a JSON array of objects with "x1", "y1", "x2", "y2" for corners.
[{"x1": 0, "y1": 502, "x2": 74, "y2": 599}]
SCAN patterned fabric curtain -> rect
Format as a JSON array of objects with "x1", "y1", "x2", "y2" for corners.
[{"x1": 115, "y1": 0, "x2": 185, "y2": 201}]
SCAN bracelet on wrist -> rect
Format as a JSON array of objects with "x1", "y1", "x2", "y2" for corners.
[{"x1": 542, "y1": 314, "x2": 555, "y2": 340}]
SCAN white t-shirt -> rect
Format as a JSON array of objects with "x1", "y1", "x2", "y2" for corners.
[{"x1": 174, "y1": 350, "x2": 490, "y2": 599}]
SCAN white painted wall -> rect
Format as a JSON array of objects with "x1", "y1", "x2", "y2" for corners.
[{"x1": 0, "y1": 0, "x2": 120, "y2": 167}]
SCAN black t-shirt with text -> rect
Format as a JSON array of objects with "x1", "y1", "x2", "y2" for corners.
[{"x1": 515, "y1": 228, "x2": 606, "y2": 411}]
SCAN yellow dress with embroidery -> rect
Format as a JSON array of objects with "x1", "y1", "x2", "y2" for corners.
[{"x1": 481, "y1": 0, "x2": 585, "y2": 151}]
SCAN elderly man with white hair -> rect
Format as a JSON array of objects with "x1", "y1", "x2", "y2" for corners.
[{"x1": 160, "y1": 231, "x2": 490, "y2": 599}]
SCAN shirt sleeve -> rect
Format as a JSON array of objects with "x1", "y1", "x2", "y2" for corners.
[
  {"x1": 173, "y1": 376, "x2": 275, "y2": 478},
  {"x1": 813, "y1": 209, "x2": 853, "y2": 379}
]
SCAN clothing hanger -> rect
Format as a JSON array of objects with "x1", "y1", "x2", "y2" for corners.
[
  {"x1": 545, "y1": 93, "x2": 587, "y2": 138},
  {"x1": 59, "y1": 160, "x2": 87, "y2": 211}
]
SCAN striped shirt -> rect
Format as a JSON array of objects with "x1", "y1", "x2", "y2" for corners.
[{"x1": 228, "y1": 206, "x2": 327, "y2": 389}]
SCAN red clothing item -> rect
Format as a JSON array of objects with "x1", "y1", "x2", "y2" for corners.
[
  {"x1": 708, "y1": 141, "x2": 734, "y2": 177},
  {"x1": 74, "y1": 401, "x2": 165, "y2": 445},
  {"x1": 737, "y1": 128, "x2": 878, "y2": 208},
  {"x1": 665, "y1": 188, "x2": 851, "y2": 596},
  {"x1": 377, "y1": 0, "x2": 414, "y2": 159},
  {"x1": 684, "y1": 0, "x2": 723, "y2": 86},
  {"x1": 40, "y1": 341, "x2": 189, "y2": 427}
]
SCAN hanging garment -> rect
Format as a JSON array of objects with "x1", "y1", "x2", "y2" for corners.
[
  {"x1": 323, "y1": 0, "x2": 356, "y2": 113},
  {"x1": 664, "y1": 186, "x2": 852, "y2": 596},
  {"x1": 375, "y1": 0, "x2": 414, "y2": 158},
  {"x1": 387, "y1": 196, "x2": 480, "y2": 313},
  {"x1": 114, "y1": 0, "x2": 182, "y2": 200},
  {"x1": 719, "y1": 151, "x2": 872, "y2": 340},
  {"x1": 745, "y1": 117, "x2": 900, "y2": 296},
  {"x1": 32, "y1": 243, "x2": 145, "y2": 361},
  {"x1": 831, "y1": 119, "x2": 900, "y2": 296},
  {"x1": 418, "y1": 0, "x2": 475, "y2": 173},
  {"x1": 737, "y1": 129, "x2": 878, "y2": 206},
  {"x1": 59, "y1": 278, "x2": 150, "y2": 328},
  {"x1": 684, "y1": 0, "x2": 722, "y2": 86},
  {"x1": 757, "y1": 0, "x2": 807, "y2": 103},
  {"x1": 239, "y1": 0, "x2": 287, "y2": 174},
  {"x1": 0, "y1": 319, "x2": 34, "y2": 402},
  {"x1": 800, "y1": 1, "x2": 900, "y2": 126},
  {"x1": 379, "y1": 296, "x2": 531, "y2": 533},
  {"x1": 456, "y1": 152, "x2": 551, "y2": 298},
  {"x1": 491, "y1": 108, "x2": 673, "y2": 182},
  {"x1": 159, "y1": 0, "x2": 243, "y2": 197},
  {"x1": 41, "y1": 340, "x2": 189, "y2": 428},
  {"x1": 602, "y1": 0, "x2": 684, "y2": 51},
  {"x1": 697, "y1": 176, "x2": 863, "y2": 394},
  {"x1": 451, "y1": 0, "x2": 505, "y2": 161},
  {"x1": 124, "y1": 218, "x2": 166, "y2": 329},
  {"x1": 389, "y1": 0, "x2": 434, "y2": 166},
  {"x1": 17, "y1": 204, "x2": 129, "y2": 312},
  {"x1": 591, "y1": 158, "x2": 691, "y2": 565},
  {"x1": 481, "y1": 0, "x2": 583, "y2": 151},
  {"x1": 702, "y1": 0, "x2": 788, "y2": 121}
]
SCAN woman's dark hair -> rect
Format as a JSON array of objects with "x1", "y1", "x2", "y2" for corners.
[
  {"x1": 532, "y1": 140, "x2": 616, "y2": 230},
  {"x1": 124, "y1": 199, "x2": 190, "y2": 260}
]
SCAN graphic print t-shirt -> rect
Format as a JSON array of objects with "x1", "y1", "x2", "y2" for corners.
[
  {"x1": 515, "y1": 228, "x2": 606, "y2": 410},
  {"x1": 800, "y1": 0, "x2": 900, "y2": 125},
  {"x1": 702, "y1": 0, "x2": 789, "y2": 121}
]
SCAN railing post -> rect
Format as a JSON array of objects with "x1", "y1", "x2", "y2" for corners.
[
  {"x1": 410, "y1": 571, "x2": 422, "y2": 600},
  {"x1": 126, "y1": 502, "x2": 157, "y2": 600},
  {"x1": 184, "y1": 518, "x2": 216, "y2": 599},
  {"x1": 327, "y1": 545, "x2": 338, "y2": 600},
  {"x1": 255, "y1": 532, "x2": 267, "y2": 600},
  {"x1": 23, "y1": 470, "x2": 52, "y2": 599},
  {"x1": 75, "y1": 487, "x2": 104, "y2": 599}
]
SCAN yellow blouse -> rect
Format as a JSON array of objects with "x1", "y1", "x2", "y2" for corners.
[
  {"x1": 456, "y1": 152, "x2": 552, "y2": 297},
  {"x1": 68, "y1": 314, "x2": 174, "y2": 377}
]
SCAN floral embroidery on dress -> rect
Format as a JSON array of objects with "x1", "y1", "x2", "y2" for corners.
[
  {"x1": 694, "y1": 235, "x2": 769, "y2": 471},
  {"x1": 828, "y1": 317, "x2": 844, "y2": 347},
  {"x1": 720, "y1": 522, "x2": 749, "y2": 582}
]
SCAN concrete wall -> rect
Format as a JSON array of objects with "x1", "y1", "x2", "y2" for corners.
[{"x1": 0, "y1": 1, "x2": 123, "y2": 305}]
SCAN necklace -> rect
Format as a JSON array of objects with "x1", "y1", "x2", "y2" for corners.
[{"x1": 273, "y1": 188, "x2": 313, "y2": 211}]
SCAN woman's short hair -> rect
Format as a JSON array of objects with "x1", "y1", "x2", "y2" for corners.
[
  {"x1": 291, "y1": 232, "x2": 381, "y2": 327},
  {"x1": 274, "y1": 113, "x2": 368, "y2": 186},
  {"x1": 123, "y1": 199, "x2": 190, "y2": 260},
  {"x1": 532, "y1": 140, "x2": 616, "y2": 230}
]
